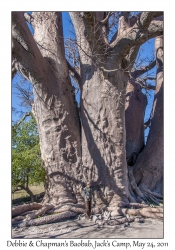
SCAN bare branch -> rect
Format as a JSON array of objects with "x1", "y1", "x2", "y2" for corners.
[
  {"x1": 12, "y1": 12, "x2": 38, "y2": 56},
  {"x1": 101, "y1": 23, "x2": 110, "y2": 46},
  {"x1": 118, "y1": 12, "x2": 130, "y2": 35},
  {"x1": 12, "y1": 60, "x2": 17, "y2": 79},
  {"x1": 24, "y1": 13, "x2": 34, "y2": 25},
  {"x1": 131, "y1": 60, "x2": 156, "y2": 78},
  {"x1": 129, "y1": 13, "x2": 141, "y2": 27},
  {"x1": 109, "y1": 12, "x2": 139, "y2": 45},
  {"x1": 70, "y1": 11, "x2": 113, "y2": 63},
  {"x1": 109, "y1": 15, "x2": 163, "y2": 65},
  {"x1": 109, "y1": 12, "x2": 130, "y2": 45},
  {"x1": 134, "y1": 78, "x2": 156, "y2": 91},
  {"x1": 83, "y1": 12, "x2": 111, "y2": 48},
  {"x1": 122, "y1": 45, "x2": 140, "y2": 71},
  {"x1": 147, "y1": 17, "x2": 163, "y2": 36},
  {"x1": 145, "y1": 77, "x2": 156, "y2": 81},
  {"x1": 69, "y1": 12, "x2": 92, "y2": 65},
  {"x1": 100, "y1": 12, "x2": 114, "y2": 24},
  {"x1": 139, "y1": 12, "x2": 162, "y2": 29},
  {"x1": 140, "y1": 82, "x2": 156, "y2": 91},
  {"x1": 67, "y1": 60, "x2": 81, "y2": 85},
  {"x1": 108, "y1": 12, "x2": 121, "y2": 44},
  {"x1": 100, "y1": 66, "x2": 122, "y2": 73},
  {"x1": 15, "y1": 112, "x2": 33, "y2": 127},
  {"x1": 144, "y1": 118, "x2": 151, "y2": 129},
  {"x1": 12, "y1": 12, "x2": 48, "y2": 85},
  {"x1": 14, "y1": 80, "x2": 34, "y2": 108}
]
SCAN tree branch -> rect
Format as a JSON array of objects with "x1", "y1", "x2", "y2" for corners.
[
  {"x1": 134, "y1": 78, "x2": 156, "y2": 91},
  {"x1": 144, "y1": 118, "x2": 151, "y2": 129},
  {"x1": 109, "y1": 14, "x2": 163, "y2": 65},
  {"x1": 139, "y1": 12, "x2": 162, "y2": 29},
  {"x1": 12, "y1": 60, "x2": 17, "y2": 79},
  {"x1": 144, "y1": 77, "x2": 156, "y2": 81},
  {"x1": 12, "y1": 12, "x2": 38, "y2": 56},
  {"x1": 83, "y1": 12, "x2": 111, "y2": 48},
  {"x1": 118, "y1": 12, "x2": 130, "y2": 35},
  {"x1": 14, "y1": 81, "x2": 34, "y2": 108},
  {"x1": 67, "y1": 60, "x2": 81, "y2": 85},
  {"x1": 109, "y1": 12, "x2": 130, "y2": 45},
  {"x1": 101, "y1": 23, "x2": 110, "y2": 46},
  {"x1": 122, "y1": 45, "x2": 140, "y2": 71},
  {"x1": 15, "y1": 112, "x2": 33, "y2": 127},
  {"x1": 24, "y1": 13, "x2": 34, "y2": 25},
  {"x1": 70, "y1": 11, "x2": 111, "y2": 62},
  {"x1": 100, "y1": 12, "x2": 113, "y2": 24},
  {"x1": 109, "y1": 12, "x2": 138, "y2": 45},
  {"x1": 69, "y1": 12, "x2": 92, "y2": 64},
  {"x1": 129, "y1": 13, "x2": 141, "y2": 27},
  {"x1": 12, "y1": 12, "x2": 48, "y2": 86},
  {"x1": 131, "y1": 60, "x2": 156, "y2": 78}
]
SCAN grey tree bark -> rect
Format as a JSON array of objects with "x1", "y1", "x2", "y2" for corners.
[
  {"x1": 12, "y1": 12, "x2": 163, "y2": 225},
  {"x1": 12, "y1": 12, "x2": 83, "y2": 208},
  {"x1": 69, "y1": 12, "x2": 163, "y2": 207},
  {"x1": 125, "y1": 78, "x2": 147, "y2": 161},
  {"x1": 133, "y1": 36, "x2": 163, "y2": 198},
  {"x1": 125, "y1": 60, "x2": 156, "y2": 161}
]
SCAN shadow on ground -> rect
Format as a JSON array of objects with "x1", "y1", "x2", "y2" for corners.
[{"x1": 12, "y1": 217, "x2": 163, "y2": 239}]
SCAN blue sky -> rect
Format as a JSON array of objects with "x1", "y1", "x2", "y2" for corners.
[{"x1": 12, "y1": 12, "x2": 156, "y2": 141}]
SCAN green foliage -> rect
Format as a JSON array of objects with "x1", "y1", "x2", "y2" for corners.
[{"x1": 12, "y1": 115, "x2": 45, "y2": 193}]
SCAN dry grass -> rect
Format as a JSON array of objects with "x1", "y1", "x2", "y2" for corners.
[{"x1": 12, "y1": 183, "x2": 45, "y2": 200}]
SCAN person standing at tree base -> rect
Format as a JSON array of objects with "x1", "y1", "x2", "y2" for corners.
[
  {"x1": 83, "y1": 181, "x2": 93, "y2": 219},
  {"x1": 82, "y1": 180, "x2": 102, "y2": 219}
]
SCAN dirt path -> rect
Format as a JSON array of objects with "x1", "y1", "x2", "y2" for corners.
[{"x1": 12, "y1": 217, "x2": 163, "y2": 239}]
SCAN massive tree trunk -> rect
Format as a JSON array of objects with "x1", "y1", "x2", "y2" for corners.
[
  {"x1": 70, "y1": 12, "x2": 163, "y2": 207},
  {"x1": 12, "y1": 12, "x2": 83, "y2": 207},
  {"x1": 70, "y1": 12, "x2": 132, "y2": 207},
  {"x1": 81, "y1": 67, "x2": 130, "y2": 207},
  {"x1": 125, "y1": 59, "x2": 156, "y2": 161},
  {"x1": 133, "y1": 36, "x2": 163, "y2": 197}
]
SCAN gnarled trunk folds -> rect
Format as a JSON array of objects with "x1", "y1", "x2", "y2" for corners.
[
  {"x1": 125, "y1": 79, "x2": 147, "y2": 159},
  {"x1": 12, "y1": 12, "x2": 82, "y2": 206},
  {"x1": 12, "y1": 12, "x2": 164, "y2": 223},
  {"x1": 32, "y1": 12, "x2": 82, "y2": 205},
  {"x1": 133, "y1": 36, "x2": 163, "y2": 194},
  {"x1": 81, "y1": 67, "x2": 130, "y2": 205}
]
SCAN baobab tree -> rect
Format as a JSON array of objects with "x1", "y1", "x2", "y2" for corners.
[
  {"x1": 12, "y1": 12, "x2": 163, "y2": 227},
  {"x1": 133, "y1": 36, "x2": 163, "y2": 199}
]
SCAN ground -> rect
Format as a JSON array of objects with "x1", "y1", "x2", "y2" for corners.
[
  {"x1": 12, "y1": 187, "x2": 163, "y2": 239},
  {"x1": 12, "y1": 184, "x2": 44, "y2": 200},
  {"x1": 12, "y1": 217, "x2": 163, "y2": 239}
]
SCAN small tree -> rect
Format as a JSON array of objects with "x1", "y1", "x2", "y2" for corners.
[{"x1": 12, "y1": 114, "x2": 45, "y2": 201}]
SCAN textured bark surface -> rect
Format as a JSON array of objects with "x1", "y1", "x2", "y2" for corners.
[
  {"x1": 70, "y1": 12, "x2": 133, "y2": 206},
  {"x1": 133, "y1": 36, "x2": 163, "y2": 194},
  {"x1": 32, "y1": 12, "x2": 82, "y2": 205},
  {"x1": 12, "y1": 203, "x2": 42, "y2": 217},
  {"x1": 12, "y1": 12, "x2": 163, "y2": 226},
  {"x1": 12, "y1": 12, "x2": 82, "y2": 207},
  {"x1": 81, "y1": 69, "x2": 130, "y2": 206},
  {"x1": 125, "y1": 79, "x2": 147, "y2": 159}
]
